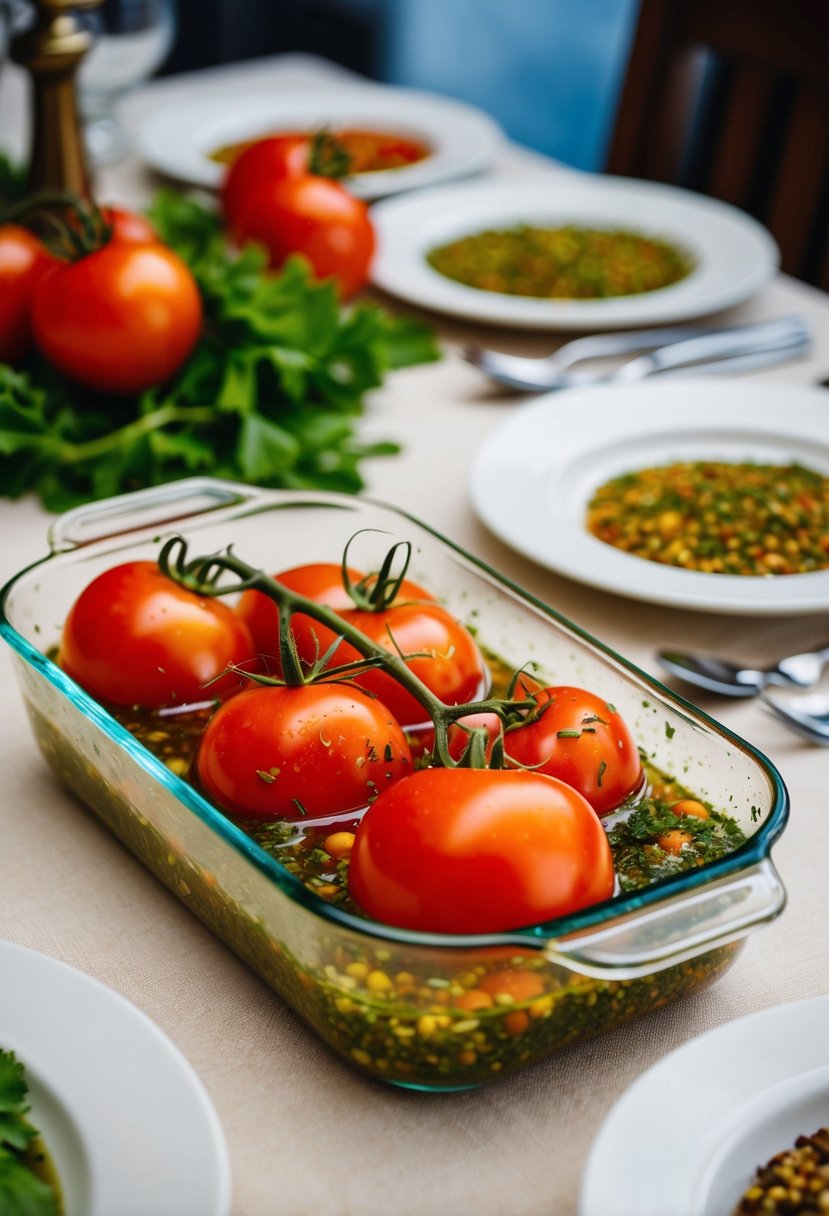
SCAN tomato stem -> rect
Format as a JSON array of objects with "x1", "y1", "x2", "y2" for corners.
[
  {"x1": 157, "y1": 537, "x2": 540, "y2": 769},
  {"x1": 0, "y1": 191, "x2": 113, "y2": 260}
]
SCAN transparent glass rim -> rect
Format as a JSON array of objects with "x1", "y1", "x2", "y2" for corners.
[{"x1": 0, "y1": 492, "x2": 790, "y2": 952}]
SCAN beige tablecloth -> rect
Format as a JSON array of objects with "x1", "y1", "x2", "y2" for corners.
[{"x1": 2, "y1": 53, "x2": 829, "y2": 1216}]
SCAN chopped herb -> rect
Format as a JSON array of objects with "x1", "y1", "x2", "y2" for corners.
[
  {"x1": 606, "y1": 702, "x2": 618, "y2": 714},
  {"x1": 597, "y1": 760, "x2": 607, "y2": 787},
  {"x1": 556, "y1": 729, "x2": 582, "y2": 739},
  {"x1": 665, "y1": 722, "x2": 676, "y2": 739},
  {"x1": 0, "y1": 1049, "x2": 59, "y2": 1216}
]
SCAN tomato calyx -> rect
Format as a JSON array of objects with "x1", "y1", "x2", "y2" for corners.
[
  {"x1": 339, "y1": 531, "x2": 419, "y2": 612},
  {"x1": 0, "y1": 191, "x2": 113, "y2": 261},
  {"x1": 306, "y1": 130, "x2": 353, "y2": 180},
  {"x1": 158, "y1": 535, "x2": 540, "y2": 770}
]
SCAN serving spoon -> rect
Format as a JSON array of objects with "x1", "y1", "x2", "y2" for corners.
[{"x1": 657, "y1": 645, "x2": 829, "y2": 697}]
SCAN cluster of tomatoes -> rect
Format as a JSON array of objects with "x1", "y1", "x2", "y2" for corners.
[
  {"x1": 220, "y1": 133, "x2": 375, "y2": 298},
  {"x1": 58, "y1": 552, "x2": 645, "y2": 936},
  {"x1": 1, "y1": 134, "x2": 374, "y2": 397},
  {"x1": 0, "y1": 207, "x2": 202, "y2": 395}
]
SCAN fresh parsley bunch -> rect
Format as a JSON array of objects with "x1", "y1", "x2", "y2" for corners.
[
  {"x1": 0, "y1": 191, "x2": 439, "y2": 511},
  {"x1": 0, "y1": 1049, "x2": 58, "y2": 1216}
]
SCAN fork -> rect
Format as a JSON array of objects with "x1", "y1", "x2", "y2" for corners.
[
  {"x1": 760, "y1": 690, "x2": 829, "y2": 745},
  {"x1": 464, "y1": 315, "x2": 810, "y2": 392}
]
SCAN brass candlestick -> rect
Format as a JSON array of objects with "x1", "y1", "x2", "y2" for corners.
[{"x1": 11, "y1": 0, "x2": 104, "y2": 197}]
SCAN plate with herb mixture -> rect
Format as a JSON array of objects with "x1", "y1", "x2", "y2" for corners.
[
  {"x1": 469, "y1": 380, "x2": 829, "y2": 614},
  {"x1": 579, "y1": 994, "x2": 829, "y2": 1216},
  {"x1": 135, "y1": 85, "x2": 504, "y2": 199},
  {"x1": 0, "y1": 941, "x2": 231, "y2": 1216},
  {"x1": 371, "y1": 179, "x2": 778, "y2": 329}
]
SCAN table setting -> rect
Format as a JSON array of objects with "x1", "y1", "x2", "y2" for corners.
[{"x1": 2, "y1": 21, "x2": 829, "y2": 1216}]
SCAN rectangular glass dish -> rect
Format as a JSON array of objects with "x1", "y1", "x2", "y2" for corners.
[{"x1": 0, "y1": 478, "x2": 789, "y2": 1091}]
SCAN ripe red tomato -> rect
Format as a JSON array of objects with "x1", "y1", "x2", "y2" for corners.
[
  {"x1": 104, "y1": 207, "x2": 158, "y2": 245},
  {"x1": 0, "y1": 225, "x2": 58, "y2": 365},
  {"x1": 231, "y1": 174, "x2": 375, "y2": 298},
  {"x1": 59, "y1": 561, "x2": 255, "y2": 708},
  {"x1": 237, "y1": 562, "x2": 368, "y2": 658},
  {"x1": 221, "y1": 135, "x2": 310, "y2": 228},
  {"x1": 196, "y1": 682, "x2": 413, "y2": 821},
  {"x1": 448, "y1": 685, "x2": 642, "y2": 816},
  {"x1": 31, "y1": 242, "x2": 202, "y2": 394},
  {"x1": 348, "y1": 767, "x2": 616, "y2": 933},
  {"x1": 244, "y1": 562, "x2": 486, "y2": 728}
]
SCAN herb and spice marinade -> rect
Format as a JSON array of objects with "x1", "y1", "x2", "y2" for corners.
[
  {"x1": 31, "y1": 686, "x2": 745, "y2": 1090},
  {"x1": 39, "y1": 646, "x2": 742, "y2": 1091},
  {"x1": 426, "y1": 224, "x2": 693, "y2": 299},
  {"x1": 587, "y1": 460, "x2": 829, "y2": 576}
]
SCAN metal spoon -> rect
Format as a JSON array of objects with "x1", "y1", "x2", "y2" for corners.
[
  {"x1": 464, "y1": 315, "x2": 810, "y2": 392},
  {"x1": 657, "y1": 645, "x2": 829, "y2": 697},
  {"x1": 760, "y1": 690, "x2": 829, "y2": 744}
]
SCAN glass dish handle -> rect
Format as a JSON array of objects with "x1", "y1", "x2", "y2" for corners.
[
  {"x1": 47, "y1": 477, "x2": 268, "y2": 553},
  {"x1": 543, "y1": 859, "x2": 785, "y2": 980}
]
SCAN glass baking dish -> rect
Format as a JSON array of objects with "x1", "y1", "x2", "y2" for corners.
[{"x1": 0, "y1": 477, "x2": 789, "y2": 1091}]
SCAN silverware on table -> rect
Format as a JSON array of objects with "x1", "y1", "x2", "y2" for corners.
[
  {"x1": 464, "y1": 315, "x2": 811, "y2": 392},
  {"x1": 760, "y1": 690, "x2": 829, "y2": 744},
  {"x1": 657, "y1": 645, "x2": 829, "y2": 698}
]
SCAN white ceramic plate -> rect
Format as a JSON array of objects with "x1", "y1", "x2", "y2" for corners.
[
  {"x1": 135, "y1": 85, "x2": 504, "y2": 199},
  {"x1": 0, "y1": 940, "x2": 231, "y2": 1216},
  {"x1": 469, "y1": 380, "x2": 829, "y2": 615},
  {"x1": 371, "y1": 179, "x2": 778, "y2": 329},
  {"x1": 579, "y1": 994, "x2": 829, "y2": 1216}
]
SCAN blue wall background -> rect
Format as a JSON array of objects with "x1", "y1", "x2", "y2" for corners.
[{"x1": 376, "y1": 0, "x2": 641, "y2": 171}]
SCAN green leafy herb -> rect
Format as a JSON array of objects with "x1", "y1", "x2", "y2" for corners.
[
  {"x1": 0, "y1": 1049, "x2": 59, "y2": 1216},
  {"x1": 665, "y1": 721, "x2": 676, "y2": 739},
  {"x1": 597, "y1": 759, "x2": 607, "y2": 787},
  {"x1": 556, "y1": 729, "x2": 582, "y2": 739},
  {"x1": 606, "y1": 800, "x2": 745, "y2": 891},
  {"x1": 0, "y1": 191, "x2": 440, "y2": 511}
]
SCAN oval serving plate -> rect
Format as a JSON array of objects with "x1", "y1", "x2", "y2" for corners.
[
  {"x1": 0, "y1": 941, "x2": 231, "y2": 1216},
  {"x1": 469, "y1": 379, "x2": 829, "y2": 615},
  {"x1": 579, "y1": 994, "x2": 829, "y2": 1216},
  {"x1": 136, "y1": 85, "x2": 504, "y2": 200},
  {"x1": 371, "y1": 178, "x2": 778, "y2": 329}
]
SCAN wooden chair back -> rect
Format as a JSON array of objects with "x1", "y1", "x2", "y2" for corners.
[{"x1": 606, "y1": 0, "x2": 829, "y2": 288}]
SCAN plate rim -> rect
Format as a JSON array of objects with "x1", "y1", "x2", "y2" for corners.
[
  {"x1": 469, "y1": 379, "x2": 829, "y2": 616},
  {"x1": 135, "y1": 82, "x2": 505, "y2": 198},
  {"x1": 578, "y1": 992, "x2": 829, "y2": 1216},
  {"x1": 0, "y1": 940, "x2": 232, "y2": 1216},
  {"x1": 370, "y1": 177, "x2": 779, "y2": 329}
]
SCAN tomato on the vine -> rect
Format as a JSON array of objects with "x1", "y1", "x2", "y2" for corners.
[
  {"x1": 448, "y1": 685, "x2": 642, "y2": 816},
  {"x1": 239, "y1": 561, "x2": 486, "y2": 728},
  {"x1": 237, "y1": 562, "x2": 370, "y2": 657},
  {"x1": 0, "y1": 225, "x2": 58, "y2": 365},
  {"x1": 31, "y1": 240, "x2": 202, "y2": 394},
  {"x1": 348, "y1": 767, "x2": 615, "y2": 933},
  {"x1": 196, "y1": 682, "x2": 412, "y2": 821},
  {"x1": 103, "y1": 207, "x2": 158, "y2": 245},
  {"x1": 231, "y1": 174, "x2": 375, "y2": 298},
  {"x1": 59, "y1": 561, "x2": 255, "y2": 708},
  {"x1": 221, "y1": 135, "x2": 311, "y2": 228}
]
